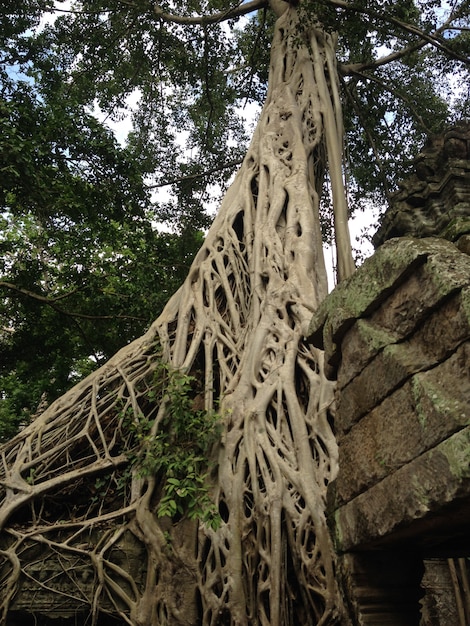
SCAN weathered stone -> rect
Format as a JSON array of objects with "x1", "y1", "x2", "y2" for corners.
[
  {"x1": 337, "y1": 290, "x2": 470, "y2": 429},
  {"x1": 309, "y1": 237, "x2": 470, "y2": 380},
  {"x1": 309, "y1": 237, "x2": 429, "y2": 349},
  {"x1": 373, "y1": 122, "x2": 470, "y2": 247},
  {"x1": 456, "y1": 232, "x2": 470, "y2": 255},
  {"x1": 332, "y1": 425, "x2": 470, "y2": 552},
  {"x1": 439, "y1": 216, "x2": 470, "y2": 242},
  {"x1": 336, "y1": 551, "x2": 423, "y2": 626},
  {"x1": 411, "y1": 343, "x2": 470, "y2": 441},
  {"x1": 337, "y1": 319, "x2": 398, "y2": 390},
  {"x1": 317, "y1": 124, "x2": 470, "y2": 625},
  {"x1": 337, "y1": 246, "x2": 470, "y2": 389},
  {"x1": 333, "y1": 343, "x2": 470, "y2": 506},
  {"x1": 8, "y1": 529, "x2": 147, "y2": 618},
  {"x1": 420, "y1": 559, "x2": 463, "y2": 626},
  {"x1": 369, "y1": 246, "x2": 470, "y2": 337}
]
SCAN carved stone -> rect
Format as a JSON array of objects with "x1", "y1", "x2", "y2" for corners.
[
  {"x1": 3, "y1": 529, "x2": 146, "y2": 623},
  {"x1": 373, "y1": 122, "x2": 470, "y2": 247}
]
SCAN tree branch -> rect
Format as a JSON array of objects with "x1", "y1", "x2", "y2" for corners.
[
  {"x1": 0, "y1": 282, "x2": 146, "y2": 322},
  {"x1": 146, "y1": 159, "x2": 243, "y2": 188},
  {"x1": 0, "y1": 282, "x2": 71, "y2": 305},
  {"x1": 345, "y1": 68, "x2": 432, "y2": 134},
  {"x1": 152, "y1": 0, "x2": 268, "y2": 25},
  {"x1": 340, "y1": 76, "x2": 391, "y2": 199},
  {"x1": 331, "y1": 0, "x2": 470, "y2": 69},
  {"x1": 340, "y1": 38, "x2": 427, "y2": 75}
]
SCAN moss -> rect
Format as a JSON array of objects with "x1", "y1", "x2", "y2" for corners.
[
  {"x1": 461, "y1": 286, "x2": 470, "y2": 323},
  {"x1": 411, "y1": 475, "x2": 431, "y2": 511},
  {"x1": 333, "y1": 508, "x2": 344, "y2": 550},
  {"x1": 309, "y1": 238, "x2": 446, "y2": 347},
  {"x1": 412, "y1": 374, "x2": 469, "y2": 433},
  {"x1": 439, "y1": 216, "x2": 470, "y2": 242},
  {"x1": 355, "y1": 319, "x2": 397, "y2": 353},
  {"x1": 439, "y1": 428, "x2": 470, "y2": 480},
  {"x1": 411, "y1": 378, "x2": 427, "y2": 428}
]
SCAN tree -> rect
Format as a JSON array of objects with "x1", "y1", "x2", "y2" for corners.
[
  {"x1": 0, "y1": 1, "x2": 468, "y2": 625},
  {"x1": 0, "y1": 7, "x2": 205, "y2": 439}
]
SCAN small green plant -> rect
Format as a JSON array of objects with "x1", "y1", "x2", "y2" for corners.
[
  {"x1": 26, "y1": 468, "x2": 36, "y2": 485},
  {"x1": 126, "y1": 362, "x2": 222, "y2": 529}
]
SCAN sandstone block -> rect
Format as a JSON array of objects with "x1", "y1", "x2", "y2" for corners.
[
  {"x1": 309, "y1": 237, "x2": 470, "y2": 381},
  {"x1": 333, "y1": 343, "x2": 470, "y2": 506},
  {"x1": 331, "y1": 425, "x2": 470, "y2": 552},
  {"x1": 336, "y1": 290, "x2": 470, "y2": 429}
]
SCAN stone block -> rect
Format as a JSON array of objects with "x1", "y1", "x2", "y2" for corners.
[
  {"x1": 370, "y1": 249, "x2": 470, "y2": 339},
  {"x1": 337, "y1": 320, "x2": 398, "y2": 390},
  {"x1": 336, "y1": 551, "x2": 423, "y2": 626},
  {"x1": 309, "y1": 237, "x2": 431, "y2": 352},
  {"x1": 420, "y1": 559, "x2": 463, "y2": 626},
  {"x1": 337, "y1": 249, "x2": 470, "y2": 388},
  {"x1": 331, "y1": 425, "x2": 470, "y2": 552},
  {"x1": 336, "y1": 291, "x2": 470, "y2": 429},
  {"x1": 309, "y1": 237, "x2": 470, "y2": 380},
  {"x1": 333, "y1": 343, "x2": 470, "y2": 506},
  {"x1": 456, "y1": 233, "x2": 470, "y2": 255}
]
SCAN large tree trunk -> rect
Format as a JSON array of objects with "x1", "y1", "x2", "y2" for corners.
[{"x1": 0, "y1": 5, "x2": 353, "y2": 625}]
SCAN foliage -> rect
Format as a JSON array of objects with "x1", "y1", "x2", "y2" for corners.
[
  {"x1": 0, "y1": 9, "x2": 207, "y2": 438},
  {"x1": 126, "y1": 361, "x2": 222, "y2": 528},
  {"x1": 0, "y1": 2, "x2": 469, "y2": 624},
  {"x1": 0, "y1": 0, "x2": 468, "y2": 525},
  {"x1": 83, "y1": 357, "x2": 222, "y2": 527},
  {"x1": 0, "y1": 210, "x2": 203, "y2": 439},
  {"x1": 0, "y1": 0, "x2": 467, "y2": 469}
]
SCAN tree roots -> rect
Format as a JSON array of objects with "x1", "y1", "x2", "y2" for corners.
[{"x1": 0, "y1": 8, "x2": 351, "y2": 625}]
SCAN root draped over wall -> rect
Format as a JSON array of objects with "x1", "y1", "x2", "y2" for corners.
[{"x1": 0, "y1": 6, "x2": 352, "y2": 625}]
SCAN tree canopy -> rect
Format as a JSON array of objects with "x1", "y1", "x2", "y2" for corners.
[
  {"x1": 0, "y1": 1, "x2": 207, "y2": 437},
  {"x1": 15, "y1": 0, "x2": 469, "y2": 191}
]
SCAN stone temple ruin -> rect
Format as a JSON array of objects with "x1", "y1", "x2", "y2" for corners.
[
  {"x1": 310, "y1": 121, "x2": 470, "y2": 624},
  {"x1": 4, "y1": 124, "x2": 470, "y2": 625}
]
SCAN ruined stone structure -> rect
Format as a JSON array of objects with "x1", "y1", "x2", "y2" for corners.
[
  {"x1": 4, "y1": 530, "x2": 146, "y2": 625},
  {"x1": 373, "y1": 121, "x2": 470, "y2": 248},
  {"x1": 309, "y1": 123, "x2": 470, "y2": 624}
]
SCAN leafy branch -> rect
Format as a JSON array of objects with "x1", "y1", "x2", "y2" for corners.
[
  {"x1": 332, "y1": 0, "x2": 470, "y2": 68},
  {"x1": 0, "y1": 282, "x2": 147, "y2": 322},
  {"x1": 152, "y1": 0, "x2": 268, "y2": 26},
  {"x1": 126, "y1": 361, "x2": 222, "y2": 529},
  {"x1": 146, "y1": 159, "x2": 243, "y2": 189}
]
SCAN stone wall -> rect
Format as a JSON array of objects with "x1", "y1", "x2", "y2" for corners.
[
  {"x1": 309, "y1": 124, "x2": 470, "y2": 624},
  {"x1": 310, "y1": 236, "x2": 470, "y2": 551}
]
